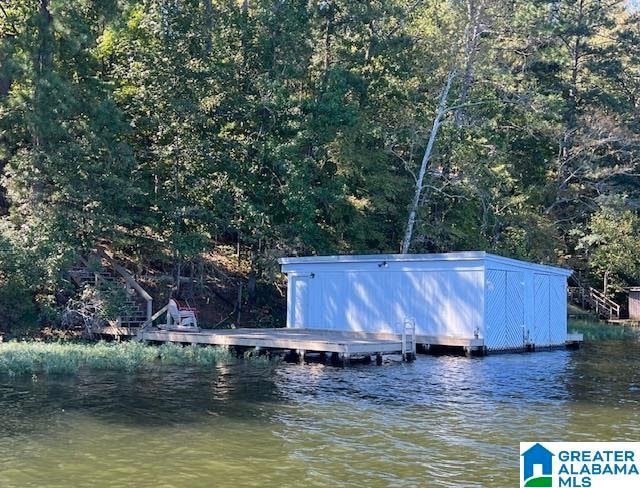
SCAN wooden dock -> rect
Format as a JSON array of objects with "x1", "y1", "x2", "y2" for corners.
[
  {"x1": 606, "y1": 319, "x2": 640, "y2": 327},
  {"x1": 138, "y1": 327, "x2": 488, "y2": 363},
  {"x1": 141, "y1": 327, "x2": 414, "y2": 363}
]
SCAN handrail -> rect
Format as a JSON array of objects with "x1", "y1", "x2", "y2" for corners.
[
  {"x1": 141, "y1": 304, "x2": 168, "y2": 329},
  {"x1": 136, "y1": 304, "x2": 169, "y2": 342},
  {"x1": 589, "y1": 287, "x2": 620, "y2": 312},
  {"x1": 95, "y1": 248, "x2": 153, "y2": 322},
  {"x1": 77, "y1": 256, "x2": 109, "y2": 287},
  {"x1": 588, "y1": 287, "x2": 620, "y2": 319},
  {"x1": 568, "y1": 286, "x2": 621, "y2": 320}
]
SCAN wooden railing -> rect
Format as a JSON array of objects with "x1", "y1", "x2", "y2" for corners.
[
  {"x1": 141, "y1": 304, "x2": 168, "y2": 329},
  {"x1": 568, "y1": 286, "x2": 620, "y2": 320},
  {"x1": 589, "y1": 287, "x2": 620, "y2": 320},
  {"x1": 135, "y1": 304, "x2": 169, "y2": 341},
  {"x1": 568, "y1": 286, "x2": 587, "y2": 308},
  {"x1": 76, "y1": 255, "x2": 111, "y2": 288},
  {"x1": 95, "y1": 247, "x2": 153, "y2": 323}
]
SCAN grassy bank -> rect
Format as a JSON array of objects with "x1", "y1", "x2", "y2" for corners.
[
  {"x1": 0, "y1": 341, "x2": 236, "y2": 376},
  {"x1": 569, "y1": 318, "x2": 639, "y2": 341}
]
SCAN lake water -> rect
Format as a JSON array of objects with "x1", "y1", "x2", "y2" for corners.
[{"x1": 1, "y1": 340, "x2": 640, "y2": 487}]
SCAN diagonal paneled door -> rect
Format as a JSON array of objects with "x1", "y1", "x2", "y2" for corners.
[
  {"x1": 533, "y1": 274, "x2": 550, "y2": 346},
  {"x1": 505, "y1": 271, "x2": 526, "y2": 349},
  {"x1": 485, "y1": 269, "x2": 506, "y2": 350},
  {"x1": 549, "y1": 275, "x2": 567, "y2": 345}
]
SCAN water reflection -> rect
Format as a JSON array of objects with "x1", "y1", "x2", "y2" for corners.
[{"x1": 1, "y1": 342, "x2": 639, "y2": 487}]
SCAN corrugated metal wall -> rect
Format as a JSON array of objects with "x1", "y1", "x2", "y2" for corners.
[
  {"x1": 289, "y1": 275, "x2": 310, "y2": 328},
  {"x1": 506, "y1": 271, "x2": 526, "y2": 347},
  {"x1": 485, "y1": 269, "x2": 506, "y2": 348},
  {"x1": 285, "y1": 255, "x2": 569, "y2": 352},
  {"x1": 485, "y1": 268, "x2": 567, "y2": 350},
  {"x1": 549, "y1": 275, "x2": 567, "y2": 345},
  {"x1": 288, "y1": 267, "x2": 483, "y2": 338},
  {"x1": 533, "y1": 274, "x2": 550, "y2": 346},
  {"x1": 533, "y1": 273, "x2": 567, "y2": 347},
  {"x1": 485, "y1": 269, "x2": 526, "y2": 350}
]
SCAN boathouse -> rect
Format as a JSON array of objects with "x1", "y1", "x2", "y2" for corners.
[
  {"x1": 279, "y1": 252, "x2": 573, "y2": 352},
  {"x1": 628, "y1": 287, "x2": 640, "y2": 321}
]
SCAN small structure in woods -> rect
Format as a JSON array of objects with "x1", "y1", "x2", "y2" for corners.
[
  {"x1": 628, "y1": 287, "x2": 640, "y2": 321},
  {"x1": 279, "y1": 252, "x2": 577, "y2": 353}
]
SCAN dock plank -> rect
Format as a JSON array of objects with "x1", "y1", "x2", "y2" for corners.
[
  {"x1": 140, "y1": 327, "x2": 484, "y2": 356},
  {"x1": 141, "y1": 328, "x2": 404, "y2": 354}
]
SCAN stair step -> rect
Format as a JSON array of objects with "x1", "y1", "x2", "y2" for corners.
[
  {"x1": 71, "y1": 255, "x2": 153, "y2": 332},
  {"x1": 119, "y1": 312, "x2": 145, "y2": 318}
]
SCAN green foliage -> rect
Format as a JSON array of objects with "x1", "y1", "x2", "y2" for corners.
[
  {"x1": 0, "y1": 232, "x2": 37, "y2": 332},
  {"x1": 576, "y1": 205, "x2": 640, "y2": 292},
  {"x1": 0, "y1": 0, "x2": 639, "y2": 332}
]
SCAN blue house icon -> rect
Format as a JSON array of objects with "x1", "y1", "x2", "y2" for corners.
[{"x1": 522, "y1": 443, "x2": 554, "y2": 480}]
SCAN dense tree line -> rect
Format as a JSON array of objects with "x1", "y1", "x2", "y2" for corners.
[{"x1": 0, "y1": 0, "x2": 639, "y2": 329}]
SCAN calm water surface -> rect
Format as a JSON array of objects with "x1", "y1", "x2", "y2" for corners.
[{"x1": 1, "y1": 341, "x2": 640, "y2": 487}]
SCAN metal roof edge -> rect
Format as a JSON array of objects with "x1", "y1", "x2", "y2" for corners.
[
  {"x1": 484, "y1": 253, "x2": 573, "y2": 276},
  {"x1": 278, "y1": 251, "x2": 573, "y2": 276},
  {"x1": 278, "y1": 251, "x2": 487, "y2": 266}
]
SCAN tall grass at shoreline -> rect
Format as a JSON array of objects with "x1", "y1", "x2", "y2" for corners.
[
  {"x1": 0, "y1": 341, "x2": 235, "y2": 376},
  {"x1": 1, "y1": 318, "x2": 633, "y2": 377},
  {"x1": 569, "y1": 318, "x2": 639, "y2": 341}
]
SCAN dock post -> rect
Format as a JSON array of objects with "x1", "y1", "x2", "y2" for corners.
[
  {"x1": 297, "y1": 349, "x2": 306, "y2": 364},
  {"x1": 375, "y1": 353, "x2": 383, "y2": 366},
  {"x1": 285, "y1": 349, "x2": 298, "y2": 362}
]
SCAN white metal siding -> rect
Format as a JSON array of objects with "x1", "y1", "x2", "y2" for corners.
[
  {"x1": 533, "y1": 273, "x2": 568, "y2": 347},
  {"x1": 533, "y1": 274, "x2": 551, "y2": 346},
  {"x1": 549, "y1": 275, "x2": 567, "y2": 345},
  {"x1": 320, "y1": 272, "x2": 344, "y2": 330},
  {"x1": 282, "y1": 253, "x2": 570, "y2": 353},
  {"x1": 302, "y1": 269, "x2": 482, "y2": 338},
  {"x1": 485, "y1": 269, "x2": 526, "y2": 350},
  {"x1": 290, "y1": 275, "x2": 310, "y2": 328},
  {"x1": 505, "y1": 271, "x2": 526, "y2": 348},
  {"x1": 485, "y1": 269, "x2": 506, "y2": 349},
  {"x1": 455, "y1": 271, "x2": 484, "y2": 338}
]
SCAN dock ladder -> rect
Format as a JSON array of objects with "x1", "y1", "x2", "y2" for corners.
[{"x1": 402, "y1": 319, "x2": 416, "y2": 361}]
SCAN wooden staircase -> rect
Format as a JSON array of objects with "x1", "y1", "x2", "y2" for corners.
[
  {"x1": 568, "y1": 286, "x2": 620, "y2": 320},
  {"x1": 69, "y1": 249, "x2": 153, "y2": 334}
]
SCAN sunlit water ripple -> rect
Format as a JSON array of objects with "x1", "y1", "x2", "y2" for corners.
[{"x1": 1, "y1": 340, "x2": 639, "y2": 487}]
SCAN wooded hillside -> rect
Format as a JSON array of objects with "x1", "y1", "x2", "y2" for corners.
[{"x1": 1, "y1": 0, "x2": 639, "y2": 332}]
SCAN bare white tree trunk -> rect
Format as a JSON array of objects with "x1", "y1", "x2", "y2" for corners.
[
  {"x1": 454, "y1": 0, "x2": 487, "y2": 127},
  {"x1": 400, "y1": 70, "x2": 456, "y2": 254}
]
